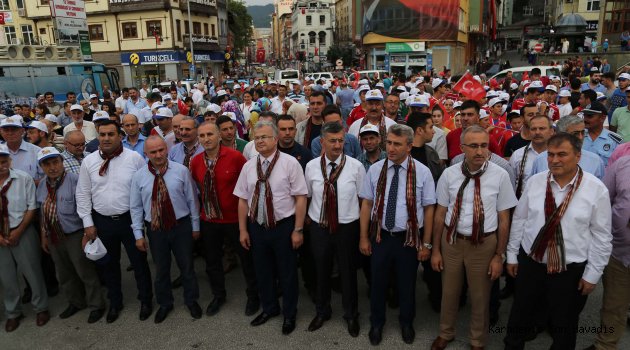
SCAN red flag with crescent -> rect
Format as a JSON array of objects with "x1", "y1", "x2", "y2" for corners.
[
  {"x1": 452, "y1": 72, "x2": 486, "y2": 101},
  {"x1": 256, "y1": 49, "x2": 265, "y2": 64}
]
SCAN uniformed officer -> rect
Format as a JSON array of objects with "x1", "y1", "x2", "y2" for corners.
[{"x1": 582, "y1": 102, "x2": 622, "y2": 166}]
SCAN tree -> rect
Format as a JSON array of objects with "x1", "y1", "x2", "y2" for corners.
[
  {"x1": 228, "y1": 0, "x2": 254, "y2": 56},
  {"x1": 327, "y1": 44, "x2": 353, "y2": 68}
]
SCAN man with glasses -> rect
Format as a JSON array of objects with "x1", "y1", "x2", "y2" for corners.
[
  {"x1": 63, "y1": 104, "x2": 97, "y2": 143},
  {"x1": 384, "y1": 94, "x2": 401, "y2": 121},
  {"x1": 61, "y1": 131, "x2": 87, "y2": 174},
  {"x1": 445, "y1": 100, "x2": 502, "y2": 161},
  {"x1": 168, "y1": 117, "x2": 202, "y2": 167}
]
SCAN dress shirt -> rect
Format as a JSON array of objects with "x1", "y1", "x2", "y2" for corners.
[
  {"x1": 6, "y1": 141, "x2": 43, "y2": 181},
  {"x1": 580, "y1": 82, "x2": 607, "y2": 94},
  {"x1": 242, "y1": 140, "x2": 257, "y2": 160},
  {"x1": 427, "y1": 126, "x2": 448, "y2": 160},
  {"x1": 61, "y1": 150, "x2": 87, "y2": 174},
  {"x1": 347, "y1": 117, "x2": 397, "y2": 139},
  {"x1": 270, "y1": 96, "x2": 287, "y2": 115},
  {"x1": 583, "y1": 128, "x2": 622, "y2": 166},
  {"x1": 233, "y1": 150, "x2": 308, "y2": 222},
  {"x1": 509, "y1": 145, "x2": 541, "y2": 188},
  {"x1": 508, "y1": 170, "x2": 612, "y2": 284},
  {"x1": 530, "y1": 150, "x2": 605, "y2": 179},
  {"x1": 305, "y1": 155, "x2": 366, "y2": 224},
  {"x1": 36, "y1": 173, "x2": 83, "y2": 234},
  {"x1": 57, "y1": 111, "x2": 73, "y2": 128},
  {"x1": 76, "y1": 147, "x2": 146, "y2": 227},
  {"x1": 130, "y1": 161, "x2": 200, "y2": 239},
  {"x1": 608, "y1": 142, "x2": 630, "y2": 166},
  {"x1": 451, "y1": 153, "x2": 516, "y2": 190},
  {"x1": 115, "y1": 96, "x2": 128, "y2": 113},
  {"x1": 168, "y1": 141, "x2": 203, "y2": 165},
  {"x1": 63, "y1": 121, "x2": 98, "y2": 143},
  {"x1": 151, "y1": 127, "x2": 176, "y2": 150},
  {"x1": 359, "y1": 157, "x2": 436, "y2": 231},
  {"x1": 559, "y1": 102, "x2": 573, "y2": 119},
  {"x1": 357, "y1": 151, "x2": 387, "y2": 172},
  {"x1": 124, "y1": 98, "x2": 148, "y2": 114},
  {"x1": 122, "y1": 134, "x2": 147, "y2": 159},
  {"x1": 603, "y1": 156, "x2": 630, "y2": 267},
  {"x1": 310, "y1": 134, "x2": 362, "y2": 159},
  {"x1": 3, "y1": 169, "x2": 37, "y2": 229},
  {"x1": 436, "y1": 162, "x2": 517, "y2": 235}
]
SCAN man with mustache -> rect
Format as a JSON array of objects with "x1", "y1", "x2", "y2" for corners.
[{"x1": 348, "y1": 90, "x2": 397, "y2": 144}]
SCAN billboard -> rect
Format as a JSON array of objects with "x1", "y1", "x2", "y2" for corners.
[
  {"x1": 275, "y1": 0, "x2": 293, "y2": 17},
  {"x1": 50, "y1": 0, "x2": 88, "y2": 46},
  {"x1": 362, "y1": 0, "x2": 460, "y2": 41}
]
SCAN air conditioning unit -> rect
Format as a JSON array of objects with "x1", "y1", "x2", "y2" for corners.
[
  {"x1": 21, "y1": 45, "x2": 34, "y2": 59},
  {"x1": 6, "y1": 45, "x2": 20, "y2": 59},
  {"x1": 17, "y1": 8, "x2": 25, "y2": 17},
  {"x1": 34, "y1": 46, "x2": 57, "y2": 60}
]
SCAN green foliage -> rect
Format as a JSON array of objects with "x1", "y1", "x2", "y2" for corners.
[
  {"x1": 228, "y1": 0, "x2": 254, "y2": 55},
  {"x1": 327, "y1": 44, "x2": 353, "y2": 66}
]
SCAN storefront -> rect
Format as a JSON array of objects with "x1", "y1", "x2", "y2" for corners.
[{"x1": 366, "y1": 42, "x2": 431, "y2": 76}]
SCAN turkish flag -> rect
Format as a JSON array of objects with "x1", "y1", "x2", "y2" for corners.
[
  {"x1": 0, "y1": 13, "x2": 4, "y2": 25},
  {"x1": 452, "y1": 72, "x2": 486, "y2": 101}
]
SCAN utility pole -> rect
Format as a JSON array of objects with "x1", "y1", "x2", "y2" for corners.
[{"x1": 187, "y1": 0, "x2": 196, "y2": 81}]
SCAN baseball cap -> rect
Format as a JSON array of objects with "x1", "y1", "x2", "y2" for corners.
[
  {"x1": 596, "y1": 92, "x2": 607, "y2": 100},
  {"x1": 453, "y1": 101, "x2": 463, "y2": 109},
  {"x1": 559, "y1": 90, "x2": 571, "y2": 98},
  {"x1": 488, "y1": 97, "x2": 504, "y2": 107},
  {"x1": 365, "y1": 89, "x2": 384, "y2": 101},
  {"x1": 92, "y1": 110, "x2": 110, "y2": 121},
  {"x1": 233, "y1": 84, "x2": 241, "y2": 89},
  {"x1": 619, "y1": 73, "x2": 630, "y2": 81},
  {"x1": 44, "y1": 114, "x2": 58, "y2": 123},
  {"x1": 223, "y1": 112, "x2": 237, "y2": 121},
  {"x1": 243, "y1": 83, "x2": 250, "y2": 89},
  {"x1": 375, "y1": 82, "x2": 385, "y2": 88},
  {"x1": 550, "y1": 75, "x2": 561, "y2": 82},
  {"x1": 216, "y1": 89, "x2": 227, "y2": 97},
  {"x1": 154, "y1": 107, "x2": 174, "y2": 119},
  {"x1": 479, "y1": 110, "x2": 489, "y2": 119},
  {"x1": 359, "y1": 79, "x2": 369, "y2": 85},
  {"x1": 357, "y1": 85, "x2": 370, "y2": 93},
  {"x1": 510, "y1": 83, "x2": 519, "y2": 91},
  {"x1": 396, "y1": 86, "x2": 407, "y2": 92},
  {"x1": 528, "y1": 81, "x2": 544, "y2": 91},
  {"x1": 0, "y1": 117, "x2": 23, "y2": 128},
  {"x1": 70, "y1": 104, "x2": 83, "y2": 111},
  {"x1": 544, "y1": 85, "x2": 558, "y2": 93},
  {"x1": 89, "y1": 94, "x2": 98, "y2": 99},
  {"x1": 359, "y1": 123, "x2": 380, "y2": 136},
  {"x1": 152, "y1": 88, "x2": 161, "y2": 93},
  {"x1": 486, "y1": 90, "x2": 500, "y2": 99},
  {"x1": 162, "y1": 94, "x2": 172, "y2": 101},
  {"x1": 27, "y1": 120, "x2": 49, "y2": 133},
  {"x1": 590, "y1": 67, "x2": 599, "y2": 73},
  {"x1": 269, "y1": 80, "x2": 278, "y2": 85},
  {"x1": 432, "y1": 78, "x2": 445, "y2": 89},
  {"x1": 0, "y1": 144, "x2": 9, "y2": 156},
  {"x1": 582, "y1": 101, "x2": 608, "y2": 116},
  {"x1": 150, "y1": 102, "x2": 163, "y2": 110},
  {"x1": 84, "y1": 237, "x2": 108, "y2": 262},
  {"x1": 410, "y1": 95, "x2": 429, "y2": 108},
  {"x1": 37, "y1": 147, "x2": 61, "y2": 163}
]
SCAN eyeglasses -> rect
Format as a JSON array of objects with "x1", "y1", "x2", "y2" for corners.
[
  {"x1": 66, "y1": 142, "x2": 85, "y2": 148},
  {"x1": 253, "y1": 135, "x2": 274, "y2": 141},
  {"x1": 461, "y1": 143, "x2": 489, "y2": 150},
  {"x1": 326, "y1": 138, "x2": 345, "y2": 144}
]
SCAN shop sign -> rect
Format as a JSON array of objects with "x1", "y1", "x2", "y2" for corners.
[{"x1": 386, "y1": 42, "x2": 425, "y2": 53}]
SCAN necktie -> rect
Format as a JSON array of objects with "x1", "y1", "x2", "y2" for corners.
[
  {"x1": 384, "y1": 164, "x2": 400, "y2": 230},
  {"x1": 257, "y1": 159, "x2": 270, "y2": 226}
]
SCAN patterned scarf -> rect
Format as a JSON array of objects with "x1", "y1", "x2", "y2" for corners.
[
  {"x1": 201, "y1": 149, "x2": 222, "y2": 220},
  {"x1": 148, "y1": 161, "x2": 177, "y2": 231},
  {"x1": 446, "y1": 161, "x2": 488, "y2": 245},
  {"x1": 515, "y1": 144, "x2": 531, "y2": 199},
  {"x1": 529, "y1": 167, "x2": 583, "y2": 274},
  {"x1": 183, "y1": 142, "x2": 199, "y2": 168},
  {"x1": 248, "y1": 151, "x2": 281, "y2": 228},
  {"x1": 369, "y1": 156, "x2": 420, "y2": 249},
  {"x1": 360, "y1": 116, "x2": 387, "y2": 150},
  {"x1": 303, "y1": 117, "x2": 316, "y2": 150},
  {"x1": 0, "y1": 178, "x2": 13, "y2": 238},
  {"x1": 99, "y1": 144, "x2": 124, "y2": 176},
  {"x1": 319, "y1": 155, "x2": 346, "y2": 233},
  {"x1": 42, "y1": 173, "x2": 66, "y2": 245}
]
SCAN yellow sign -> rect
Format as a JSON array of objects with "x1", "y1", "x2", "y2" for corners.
[
  {"x1": 186, "y1": 51, "x2": 192, "y2": 63},
  {"x1": 224, "y1": 53, "x2": 231, "y2": 60},
  {"x1": 130, "y1": 53, "x2": 140, "y2": 65}
]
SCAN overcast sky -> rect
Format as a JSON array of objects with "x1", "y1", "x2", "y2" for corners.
[{"x1": 243, "y1": 0, "x2": 273, "y2": 5}]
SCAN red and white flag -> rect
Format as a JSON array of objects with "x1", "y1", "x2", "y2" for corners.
[{"x1": 452, "y1": 72, "x2": 486, "y2": 101}]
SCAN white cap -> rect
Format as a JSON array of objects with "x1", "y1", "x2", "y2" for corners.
[
  {"x1": 152, "y1": 88, "x2": 161, "y2": 93},
  {"x1": 544, "y1": 85, "x2": 558, "y2": 93},
  {"x1": 398, "y1": 91, "x2": 409, "y2": 101},
  {"x1": 92, "y1": 110, "x2": 110, "y2": 121},
  {"x1": 473, "y1": 75, "x2": 482, "y2": 83},
  {"x1": 269, "y1": 80, "x2": 278, "y2": 85},
  {"x1": 590, "y1": 67, "x2": 599, "y2": 73},
  {"x1": 375, "y1": 82, "x2": 385, "y2": 88},
  {"x1": 70, "y1": 104, "x2": 83, "y2": 111},
  {"x1": 223, "y1": 112, "x2": 236, "y2": 121},
  {"x1": 27, "y1": 120, "x2": 48, "y2": 133},
  {"x1": 37, "y1": 147, "x2": 61, "y2": 163},
  {"x1": 357, "y1": 85, "x2": 370, "y2": 93},
  {"x1": 619, "y1": 73, "x2": 630, "y2": 80},
  {"x1": 216, "y1": 89, "x2": 227, "y2": 97},
  {"x1": 162, "y1": 94, "x2": 172, "y2": 101},
  {"x1": 550, "y1": 75, "x2": 561, "y2": 81},
  {"x1": 479, "y1": 109, "x2": 489, "y2": 119},
  {"x1": 596, "y1": 91, "x2": 607, "y2": 100},
  {"x1": 155, "y1": 107, "x2": 174, "y2": 118},
  {"x1": 359, "y1": 123, "x2": 381, "y2": 136},
  {"x1": 510, "y1": 83, "x2": 519, "y2": 90},
  {"x1": 291, "y1": 80, "x2": 301, "y2": 86},
  {"x1": 243, "y1": 83, "x2": 250, "y2": 89},
  {"x1": 208, "y1": 103, "x2": 222, "y2": 114},
  {"x1": 410, "y1": 94, "x2": 429, "y2": 107},
  {"x1": 558, "y1": 90, "x2": 571, "y2": 97},
  {"x1": 485, "y1": 90, "x2": 500, "y2": 99},
  {"x1": 405, "y1": 82, "x2": 413, "y2": 88},
  {"x1": 0, "y1": 144, "x2": 9, "y2": 156},
  {"x1": 234, "y1": 84, "x2": 241, "y2": 89},
  {"x1": 488, "y1": 97, "x2": 504, "y2": 107},
  {"x1": 84, "y1": 237, "x2": 108, "y2": 261},
  {"x1": 396, "y1": 86, "x2": 407, "y2": 92},
  {"x1": 89, "y1": 94, "x2": 98, "y2": 99},
  {"x1": 305, "y1": 77, "x2": 312, "y2": 82},
  {"x1": 44, "y1": 114, "x2": 58, "y2": 123},
  {"x1": 365, "y1": 89, "x2": 384, "y2": 101},
  {"x1": 499, "y1": 92, "x2": 511, "y2": 102},
  {"x1": 359, "y1": 79, "x2": 369, "y2": 85},
  {"x1": 0, "y1": 117, "x2": 23, "y2": 128},
  {"x1": 409, "y1": 87, "x2": 420, "y2": 96},
  {"x1": 528, "y1": 81, "x2": 544, "y2": 90},
  {"x1": 150, "y1": 102, "x2": 163, "y2": 110},
  {"x1": 453, "y1": 101, "x2": 463, "y2": 109},
  {"x1": 431, "y1": 78, "x2": 445, "y2": 89}
]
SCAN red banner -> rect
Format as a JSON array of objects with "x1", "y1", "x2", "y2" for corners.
[
  {"x1": 256, "y1": 49, "x2": 266, "y2": 64},
  {"x1": 452, "y1": 72, "x2": 486, "y2": 101},
  {"x1": 0, "y1": 13, "x2": 4, "y2": 25}
]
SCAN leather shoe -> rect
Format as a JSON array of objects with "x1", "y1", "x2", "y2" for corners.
[
  {"x1": 431, "y1": 336, "x2": 453, "y2": 350},
  {"x1": 106, "y1": 305, "x2": 122, "y2": 323},
  {"x1": 59, "y1": 305, "x2": 84, "y2": 319},
  {"x1": 188, "y1": 302, "x2": 202, "y2": 319},
  {"x1": 245, "y1": 298, "x2": 260, "y2": 316},
  {"x1": 250, "y1": 311, "x2": 279, "y2": 326},
  {"x1": 5, "y1": 315, "x2": 23, "y2": 332},
  {"x1": 87, "y1": 309, "x2": 105, "y2": 324},
  {"x1": 139, "y1": 303, "x2": 153, "y2": 321},
  {"x1": 154, "y1": 305, "x2": 173, "y2": 324},
  {"x1": 307, "y1": 315, "x2": 330, "y2": 332},
  {"x1": 206, "y1": 297, "x2": 226, "y2": 316},
  {"x1": 346, "y1": 317, "x2": 360, "y2": 337},
  {"x1": 401, "y1": 324, "x2": 415, "y2": 344},
  {"x1": 282, "y1": 318, "x2": 296, "y2": 335},
  {"x1": 36, "y1": 311, "x2": 50, "y2": 327},
  {"x1": 368, "y1": 326, "x2": 383, "y2": 346}
]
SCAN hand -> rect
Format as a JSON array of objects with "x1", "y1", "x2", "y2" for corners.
[
  {"x1": 41, "y1": 235, "x2": 49, "y2": 254},
  {"x1": 359, "y1": 237, "x2": 372, "y2": 256},
  {"x1": 431, "y1": 251, "x2": 444, "y2": 272},
  {"x1": 291, "y1": 231, "x2": 303, "y2": 250},
  {"x1": 192, "y1": 231, "x2": 200, "y2": 241},
  {"x1": 488, "y1": 256, "x2": 503, "y2": 280},
  {"x1": 84, "y1": 226, "x2": 97, "y2": 241},
  {"x1": 7, "y1": 229, "x2": 22, "y2": 246},
  {"x1": 135, "y1": 238, "x2": 148, "y2": 252},
  {"x1": 578, "y1": 279, "x2": 596, "y2": 295},
  {"x1": 240, "y1": 230, "x2": 251, "y2": 250},
  {"x1": 418, "y1": 248, "x2": 431, "y2": 262},
  {"x1": 506, "y1": 263, "x2": 519, "y2": 278}
]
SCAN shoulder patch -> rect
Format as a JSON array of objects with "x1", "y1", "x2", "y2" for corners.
[{"x1": 609, "y1": 131, "x2": 623, "y2": 144}]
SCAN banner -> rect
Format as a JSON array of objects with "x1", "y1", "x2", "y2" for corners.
[
  {"x1": 50, "y1": 0, "x2": 87, "y2": 47},
  {"x1": 256, "y1": 48, "x2": 266, "y2": 64},
  {"x1": 452, "y1": 72, "x2": 486, "y2": 101},
  {"x1": 362, "y1": 0, "x2": 459, "y2": 40}
]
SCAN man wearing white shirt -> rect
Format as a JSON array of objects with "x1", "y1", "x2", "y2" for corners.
[
  {"x1": 115, "y1": 88, "x2": 129, "y2": 116},
  {"x1": 504, "y1": 133, "x2": 612, "y2": 350},
  {"x1": 347, "y1": 90, "x2": 397, "y2": 143},
  {"x1": 557, "y1": 90, "x2": 573, "y2": 119},
  {"x1": 76, "y1": 120, "x2": 153, "y2": 324},
  {"x1": 270, "y1": 84, "x2": 289, "y2": 115},
  {"x1": 63, "y1": 104, "x2": 98, "y2": 143},
  {"x1": 304, "y1": 122, "x2": 365, "y2": 337}
]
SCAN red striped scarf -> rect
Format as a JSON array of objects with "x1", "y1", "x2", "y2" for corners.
[
  {"x1": 360, "y1": 116, "x2": 387, "y2": 149},
  {"x1": 201, "y1": 150, "x2": 222, "y2": 220},
  {"x1": 42, "y1": 173, "x2": 66, "y2": 245},
  {"x1": 183, "y1": 142, "x2": 199, "y2": 168},
  {"x1": 529, "y1": 167, "x2": 583, "y2": 274},
  {"x1": 446, "y1": 161, "x2": 488, "y2": 245},
  {"x1": 99, "y1": 145, "x2": 124, "y2": 176},
  {"x1": 148, "y1": 162, "x2": 177, "y2": 231},
  {"x1": 319, "y1": 155, "x2": 346, "y2": 233},
  {"x1": 248, "y1": 151, "x2": 280, "y2": 228},
  {"x1": 0, "y1": 178, "x2": 13, "y2": 238},
  {"x1": 369, "y1": 156, "x2": 420, "y2": 249}
]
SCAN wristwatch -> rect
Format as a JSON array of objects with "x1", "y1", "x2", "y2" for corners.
[
  {"x1": 423, "y1": 243, "x2": 432, "y2": 250},
  {"x1": 294, "y1": 227, "x2": 304, "y2": 233}
]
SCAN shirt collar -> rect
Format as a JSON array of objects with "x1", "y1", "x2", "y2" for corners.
[
  {"x1": 325, "y1": 154, "x2": 342, "y2": 167},
  {"x1": 388, "y1": 157, "x2": 409, "y2": 170},
  {"x1": 550, "y1": 168, "x2": 580, "y2": 191},
  {"x1": 259, "y1": 150, "x2": 277, "y2": 164}
]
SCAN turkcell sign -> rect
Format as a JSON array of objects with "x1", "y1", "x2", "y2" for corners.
[
  {"x1": 144, "y1": 53, "x2": 177, "y2": 63},
  {"x1": 121, "y1": 51, "x2": 181, "y2": 65}
]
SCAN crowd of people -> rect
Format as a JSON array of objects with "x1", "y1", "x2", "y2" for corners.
[{"x1": 1, "y1": 65, "x2": 630, "y2": 350}]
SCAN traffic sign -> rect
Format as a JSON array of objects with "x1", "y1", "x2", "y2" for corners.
[
  {"x1": 534, "y1": 43, "x2": 543, "y2": 52},
  {"x1": 190, "y1": 65, "x2": 195, "y2": 74}
]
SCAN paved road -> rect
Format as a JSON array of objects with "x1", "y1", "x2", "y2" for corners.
[{"x1": 2, "y1": 253, "x2": 629, "y2": 349}]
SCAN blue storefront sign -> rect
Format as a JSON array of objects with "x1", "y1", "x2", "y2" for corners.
[{"x1": 121, "y1": 50, "x2": 224, "y2": 65}]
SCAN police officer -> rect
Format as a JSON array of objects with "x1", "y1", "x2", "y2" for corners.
[{"x1": 582, "y1": 101, "x2": 622, "y2": 166}]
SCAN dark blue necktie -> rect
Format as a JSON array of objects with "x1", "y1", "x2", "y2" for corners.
[{"x1": 385, "y1": 164, "x2": 400, "y2": 230}]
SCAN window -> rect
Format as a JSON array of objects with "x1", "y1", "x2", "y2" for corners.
[
  {"x1": 185, "y1": 22, "x2": 190, "y2": 35},
  {"x1": 146, "y1": 20, "x2": 162, "y2": 37},
  {"x1": 176, "y1": 19, "x2": 182, "y2": 41},
  {"x1": 204, "y1": 23, "x2": 209, "y2": 36},
  {"x1": 193, "y1": 22, "x2": 201, "y2": 35},
  {"x1": 39, "y1": 28, "x2": 46, "y2": 35},
  {"x1": 587, "y1": 0, "x2": 600, "y2": 11},
  {"x1": 39, "y1": 0, "x2": 49, "y2": 5},
  {"x1": 16, "y1": 0, "x2": 23, "y2": 9},
  {"x1": 121, "y1": 22, "x2": 138, "y2": 38},
  {"x1": 4, "y1": 26, "x2": 16, "y2": 44},
  {"x1": 88, "y1": 24, "x2": 104, "y2": 41},
  {"x1": 0, "y1": 0, "x2": 9, "y2": 10},
  {"x1": 306, "y1": 15, "x2": 312, "y2": 26},
  {"x1": 211, "y1": 24, "x2": 216, "y2": 36},
  {"x1": 523, "y1": 6, "x2": 533, "y2": 16},
  {"x1": 21, "y1": 24, "x2": 34, "y2": 45},
  {"x1": 320, "y1": 15, "x2": 325, "y2": 25},
  {"x1": 309, "y1": 31, "x2": 316, "y2": 44}
]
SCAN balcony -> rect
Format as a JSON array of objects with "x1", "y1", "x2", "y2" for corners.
[
  {"x1": 183, "y1": 34, "x2": 221, "y2": 51},
  {"x1": 109, "y1": 0, "x2": 171, "y2": 13},
  {"x1": 180, "y1": 0, "x2": 218, "y2": 16}
]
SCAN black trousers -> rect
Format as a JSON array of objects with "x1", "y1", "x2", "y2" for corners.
[
  {"x1": 146, "y1": 218, "x2": 199, "y2": 308},
  {"x1": 421, "y1": 259, "x2": 442, "y2": 306},
  {"x1": 504, "y1": 248, "x2": 588, "y2": 350},
  {"x1": 310, "y1": 220, "x2": 359, "y2": 320},
  {"x1": 93, "y1": 211, "x2": 153, "y2": 308},
  {"x1": 249, "y1": 216, "x2": 299, "y2": 319},
  {"x1": 298, "y1": 224, "x2": 317, "y2": 292},
  {"x1": 201, "y1": 221, "x2": 258, "y2": 300}
]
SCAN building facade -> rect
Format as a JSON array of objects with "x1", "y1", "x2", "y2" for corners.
[{"x1": 291, "y1": 0, "x2": 333, "y2": 72}]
